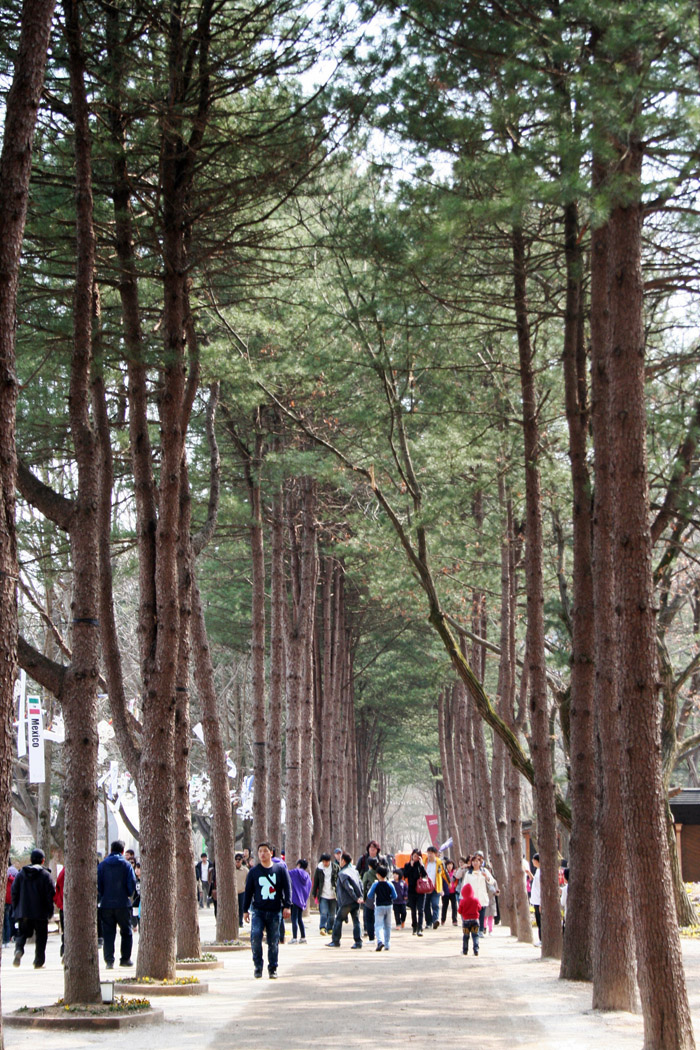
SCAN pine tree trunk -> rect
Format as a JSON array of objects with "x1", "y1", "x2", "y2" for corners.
[
  {"x1": 61, "y1": 0, "x2": 103, "y2": 1002},
  {"x1": 191, "y1": 572, "x2": 238, "y2": 941},
  {"x1": 267, "y1": 484, "x2": 286, "y2": 853},
  {"x1": 559, "y1": 199, "x2": 595, "y2": 983},
  {"x1": 512, "y1": 224, "x2": 562, "y2": 960},
  {"x1": 0, "y1": 40, "x2": 55, "y2": 1013},
  {"x1": 589, "y1": 167, "x2": 637, "y2": 1014},
  {"x1": 175, "y1": 469, "x2": 200, "y2": 960},
  {"x1": 248, "y1": 439, "x2": 267, "y2": 845},
  {"x1": 607, "y1": 137, "x2": 695, "y2": 1050}
]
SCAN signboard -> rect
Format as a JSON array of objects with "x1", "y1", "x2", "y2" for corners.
[
  {"x1": 26, "y1": 696, "x2": 45, "y2": 783},
  {"x1": 425, "y1": 813, "x2": 440, "y2": 848}
]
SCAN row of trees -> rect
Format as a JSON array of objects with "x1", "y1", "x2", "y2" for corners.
[{"x1": 1, "y1": 2, "x2": 700, "y2": 1050}]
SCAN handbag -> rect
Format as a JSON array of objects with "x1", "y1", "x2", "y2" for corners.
[{"x1": 415, "y1": 876, "x2": 434, "y2": 895}]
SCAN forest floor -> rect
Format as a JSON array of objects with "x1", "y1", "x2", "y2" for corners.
[{"x1": 3, "y1": 908, "x2": 700, "y2": 1049}]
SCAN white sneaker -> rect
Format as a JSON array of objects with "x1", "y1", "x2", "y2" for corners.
[
  {"x1": 300, "y1": 938, "x2": 307, "y2": 944},
  {"x1": 289, "y1": 938, "x2": 298, "y2": 944}
]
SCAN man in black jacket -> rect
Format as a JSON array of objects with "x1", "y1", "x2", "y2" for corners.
[
  {"x1": 11, "y1": 849, "x2": 55, "y2": 969},
  {"x1": 243, "y1": 842, "x2": 291, "y2": 980}
]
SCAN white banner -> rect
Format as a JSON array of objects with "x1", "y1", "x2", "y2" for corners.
[
  {"x1": 109, "y1": 760, "x2": 119, "y2": 799},
  {"x1": 17, "y1": 671, "x2": 26, "y2": 758},
  {"x1": 27, "y1": 696, "x2": 45, "y2": 783}
]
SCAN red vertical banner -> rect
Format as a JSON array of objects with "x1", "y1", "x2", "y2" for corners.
[{"x1": 425, "y1": 814, "x2": 439, "y2": 848}]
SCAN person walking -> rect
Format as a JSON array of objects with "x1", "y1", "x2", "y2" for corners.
[
  {"x1": 289, "y1": 859, "x2": 312, "y2": 944},
  {"x1": 243, "y1": 842, "x2": 292, "y2": 979},
  {"x1": 392, "y1": 869, "x2": 408, "y2": 928},
  {"x1": 11, "y1": 849, "x2": 54, "y2": 969},
  {"x1": 366, "y1": 864, "x2": 397, "y2": 952},
  {"x1": 458, "y1": 882, "x2": 481, "y2": 956},
  {"x1": 441, "y1": 859, "x2": 459, "y2": 926},
  {"x1": 327, "y1": 852, "x2": 364, "y2": 949},
  {"x1": 402, "y1": 849, "x2": 428, "y2": 936},
  {"x1": 424, "y1": 845, "x2": 446, "y2": 930},
  {"x1": 97, "y1": 840, "x2": 137, "y2": 970},
  {"x1": 235, "y1": 853, "x2": 248, "y2": 929},
  {"x1": 530, "y1": 853, "x2": 542, "y2": 946},
  {"x1": 311, "y1": 852, "x2": 338, "y2": 936}
]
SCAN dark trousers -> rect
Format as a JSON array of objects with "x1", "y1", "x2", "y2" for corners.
[
  {"x1": 330, "y1": 902, "x2": 362, "y2": 945},
  {"x1": 441, "y1": 892, "x2": 458, "y2": 923},
  {"x1": 363, "y1": 903, "x2": 375, "y2": 939},
  {"x1": 238, "y1": 892, "x2": 245, "y2": 926},
  {"x1": 15, "y1": 918, "x2": 49, "y2": 966},
  {"x1": 407, "y1": 891, "x2": 425, "y2": 932},
  {"x1": 291, "y1": 904, "x2": 306, "y2": 939},
  {"x1": 393, "y1": 900, "x2": 407, "y2": 926},
  {"x1": 100, "y1": 906, "x2": 133, "y2": 964},
  {"x1": 3, "y1": 902, "x2": 14, "y2": 944}
]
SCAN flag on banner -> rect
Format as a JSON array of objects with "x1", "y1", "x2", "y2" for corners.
[
  {"x1": 27, "y1": 696, "x2": 45, "y2": 783},
  {"x1": 17, "y1": 671, "x2": 27, "y2": 758},
  {"x1": 425, "y1": 814, "x2": 440, "y2": 848}
]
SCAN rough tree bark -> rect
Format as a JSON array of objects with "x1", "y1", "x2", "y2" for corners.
[
  {"x1": 0, "y1": 0, "x2": 55, "y2": 1029},
  {"x1": 512, "y1": 223, "x2": 562, "y2": 960},
  {"x1": 559, "y1": 198, "x2": 595, "y2": 983},
  {"x1": 589, "y1": 159, "x2": 637, "y2": 1014},
  {"x1": 606, "y1": 126, "x2": 694, "y2": 1049},
  {"x1": 267, "y1": 482, "x2": 286, "y2": 853}
]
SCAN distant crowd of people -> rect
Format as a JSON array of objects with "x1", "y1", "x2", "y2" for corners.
[{"x1": 239, "y1": 839, "x2": 504, "y2": 978}]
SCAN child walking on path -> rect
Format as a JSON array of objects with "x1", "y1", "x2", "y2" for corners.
[
  {"x1": 392, "y1": 870, "x2": 407, "y2": 928},
  {"x1": 289, "y1": 860, "x2": 312, "y2": 944},
  {"x1": 366, "y1": 865, "x2": 397, "y2": 951},
  {"x1": 458, "y1": 882, "x2": 481, "y2": 956}
]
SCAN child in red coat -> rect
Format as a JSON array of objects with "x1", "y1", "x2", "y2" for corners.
[{"x1": 458, "y1": 882, "x2": 481, "y2": 956}]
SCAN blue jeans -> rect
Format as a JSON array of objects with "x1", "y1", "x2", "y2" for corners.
[
  {"x1": 427, "y1": 890, "x2": 440, "y2": 927},
  {"x1": 319, "y1": 897, "x2": 336, "y2": 931},
  {"x1": 462, "y1": 920, "x2": 480, "y2": 954},
  {"x1": 250, "y1": 908, "x2": 281, "y2": 974},
  {"x1": 291, "y1": 904, "x2": 306, "y2": 939},
  {"x1": 330, "y1": 902, "x2": 362, "y2": 945},
  {"x1": 375, "y1": 905, "x2": 392, "y2": 949}
]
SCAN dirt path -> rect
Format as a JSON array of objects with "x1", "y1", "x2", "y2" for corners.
[
  {"x1": 4, "y1": 913, "x2": 700, "y2": 1049},
  {"x1": 218, "y1": 922, "x2": 700, "y2": 1049}
]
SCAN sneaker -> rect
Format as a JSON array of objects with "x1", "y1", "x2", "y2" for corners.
[
  {"x1": 375, "y1": 943, "x2": 383, "y2": 952},
  {"x1": 319, "y1": 928, "x2": 326, "y2": 936},
  {"x1": 462, "y1": 949, "x2": 468, "y2": 955},
  {"x1": 416, "y1": 930, "x2": 423, "y2": 937},
  {"x1": 474, "y1": 950, "x2": 479, "y2": 956},
  {"x1": 120, "y1": 959, "x2": 133, "y2": 967},
  {"x1": 254, "y1": 969, "x2": 263, "y2": 978},
  {"x1": 269, "y1": 970, "x2": 278, "y2": 979},
  {"x1": 105, "y1": 962, "x2": 114, "y2": 970},
  {"x1": 33, "y1": 961, "x2": 45, "y2": 969},
  {"x1": 300, "y1": 938, "x2": 307, "y2": 944},
  {"x1": 289, "y1": 938, "x2": 298, "y2": 944},
  {"x1": 326, "y1": 941, "x2": 341, "y2": 947},
  {"x1": 434, "y1": 922, "x2": 440, "y2": 930},
  {"x1": 351, "y1": 942, "x2": 363, "y2": 949},
  {"x1": 452, "y1": 921, "x2": 458, "y2": 926},
  {"x1": 13, "y1": 951, "x2": 21, "y2": 967}
]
